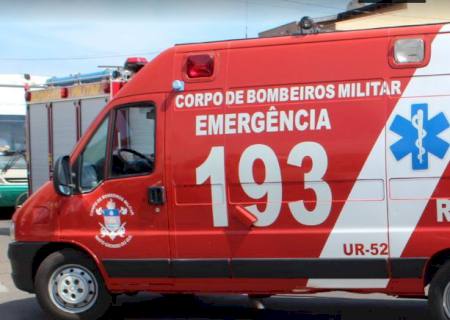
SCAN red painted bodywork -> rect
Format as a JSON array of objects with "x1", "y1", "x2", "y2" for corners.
[{"x1": 13, "y1": 23, "x2": 448, "y2": 296}]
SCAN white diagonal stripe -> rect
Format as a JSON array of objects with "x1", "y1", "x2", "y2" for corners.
[{"x1": 308, "y1": 23, "x2": 450, "y2": 289}]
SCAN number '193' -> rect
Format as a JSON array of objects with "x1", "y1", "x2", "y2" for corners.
[{"x1": 196, "y1": 142, "x2": 332, "y2": 227}]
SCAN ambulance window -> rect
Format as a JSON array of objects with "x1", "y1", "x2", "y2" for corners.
[
  {"x1": 110, "y1": 105, "x2": 155, "y2": 177},
  {"x1": 79, "y1": 117, "x2": 109, "y2": 192}
]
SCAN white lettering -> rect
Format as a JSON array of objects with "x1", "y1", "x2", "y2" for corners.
[
  {"x1": 266, "y1": 107, "x2": 278, "y2": 132},
  {"x1": 196, "y1": 115, "x2": 207, "y2": 136},
  {"x1": 213, "y1": 92, "x2": 223, "y2": 106},
  {"x1": 247, "y1": 89, "x2": 256, "y2": 104},
  {"x1": 238, "y1": 113, "x2": 251, "y2": 134},
  {"x1": 175, "y1": 95, "x2": 184, "y2": 108},
  {"x1": 391, "y1": 80, "x2": 401, "y2": 96},
  {"x1": 226, "y1": 91, "x2": 235, "y2": 105},
  {"x1": 185, "y1": 94, "x2": 195, "y2": 108},
  {"x1": 295, "y1": 109, "x2": 308, "y2": 131},
  {"x1": 326, "y1": 84, "x2": 335, "y2": 99},
  {"x1": 209, "y1": 114, "x2": 224, "y2": 135},
  {"x1": 235, "y1": 90, "x2": 244, "y2": 104},
  {"x1": 252, "y1": 112, "x2": 265, "y2": 133},
  {"x1": 339, "y1": 83, "x2": 351, "y2": 98},
  {"x1": 197, "y1": 108, "x2": 332, "y2": 136},
  {"x1": 317, "y1": 109, "x2": 331, "y2": 130},
  {"x1": 380, "y1": 82, "x2": 390, "y2": 96},
  {"x1": 437, "y1": 199, "x2": 450, "y2": 223},
  {"x1": 280, "y1": 110, "x2": 294, "y2": 132},
  {"x1": 176, "y1": 81, "x2": 403, "y2": 108},
  {"x1": 224, "y1": 113, "x2": 237, "y2": 134}
]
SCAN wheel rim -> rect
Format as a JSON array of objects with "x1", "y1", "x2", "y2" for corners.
[
  {"x1": 48, "y1": 264, "x2": 98, "y2": 314},
  {"x1": 444, "y1": 282, "x2": 450, "y2": 318}
]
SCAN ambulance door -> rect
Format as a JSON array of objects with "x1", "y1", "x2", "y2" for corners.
[
  {"x1": 224, "y1": 39, "x2": 390, "y2": 289},
  {"x1": 59, "y1": 94, "x2": 171, "y2": 280},
  {"x1": 166, "y1": 51, "x2": 232, "y2": 279},
  {"x1": 167, "y1": 103, "x2": 231, "y2": 276},
  {"x1": 387, "y1": 32, "x2": 450, "y2": 276}
]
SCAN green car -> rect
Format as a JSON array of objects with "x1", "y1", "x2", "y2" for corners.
[
  {"x1": 0, "y1": 115, "x2": 28, "y2": 208},
  {"x1": 0, "y1": 152, "x2": 28, "y2": 208}
]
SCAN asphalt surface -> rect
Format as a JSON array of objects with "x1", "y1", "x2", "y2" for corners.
[{"x1": 0, "y1": 216, "x2": 432, "y2": 320}]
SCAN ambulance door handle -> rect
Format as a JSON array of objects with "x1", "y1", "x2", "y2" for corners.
[{"x1": 148, "y1": 186, "x2": 165, "y2": 205}]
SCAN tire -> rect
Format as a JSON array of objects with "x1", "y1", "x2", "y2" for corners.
[
  {"x1": 34, "y1": 249, "x2": 112, "y2": 320},
  {"x1": 429, "y1": 261, "x2": 450, "y2": 320}
]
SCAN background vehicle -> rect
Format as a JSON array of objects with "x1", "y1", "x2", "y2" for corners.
[
  {"x1": 25, "y1": 58, "x2": 147, "y2": 194},
  {"x1": 0, "y1": 75, "x2": 45, "y2": 208}
]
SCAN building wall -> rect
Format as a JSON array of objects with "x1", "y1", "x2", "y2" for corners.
[
  {"x1": 259, "y1": 21, "x2": 299, "y2": 38},
  {"x1": 336, "y1": 0, "x2": 450, "y2": 31},
  {"x1": 259, "y1": 0, "x2": 450, "y2": 37}
]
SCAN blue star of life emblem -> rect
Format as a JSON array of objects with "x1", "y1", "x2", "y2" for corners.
[{"x1": 390, "y1": 103, "x2": 450, "y2": 170}]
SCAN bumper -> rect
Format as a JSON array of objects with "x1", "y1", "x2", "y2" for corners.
[
  {"x1": 0, "y1": 185, "x2": 28, "y2": 207},
  {"x1": 8, "y1": 242, "x2": 48, "y2": 293}
]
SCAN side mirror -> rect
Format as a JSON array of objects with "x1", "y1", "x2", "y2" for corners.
[{"x1": 53, "y1": 155, "x2": 73, "y2": 196}]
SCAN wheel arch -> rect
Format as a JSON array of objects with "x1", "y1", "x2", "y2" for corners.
[
  {"x1": 32, "y1": 241, "x2": 107, "y2": 287},
  {"x1": 424, "y1": 249, "x2": 450, "y2": 287}
]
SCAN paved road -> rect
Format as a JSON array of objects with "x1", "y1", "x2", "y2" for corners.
[{"x1": 0, "y1": 219, "x2": 432, "y2": 320}]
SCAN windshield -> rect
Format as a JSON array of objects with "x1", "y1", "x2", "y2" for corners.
[
  {"x1": 0, "y1": 154, "x2": 26, "y2": 171},
  {"x1": 0, "y1": 115, "x2": 26, "y2": 171}
]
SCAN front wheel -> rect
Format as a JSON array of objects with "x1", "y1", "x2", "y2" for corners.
[{"x1": 34, "y1": 249, "x2": 112, "y2": 320}]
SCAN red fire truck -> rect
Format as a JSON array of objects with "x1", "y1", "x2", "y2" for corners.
[
  {"x1": 8, "y1": 23, "x2": 450, "y2": 320},
  {"x1": 25, "y1": 58, "x2": 147, "y2": 195}
]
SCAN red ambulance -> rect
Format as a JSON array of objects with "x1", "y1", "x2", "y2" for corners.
[{"x1": 8, "y1": 23, "x2": 450, "y2": 320}]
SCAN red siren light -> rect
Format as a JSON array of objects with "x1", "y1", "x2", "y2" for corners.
[
  {"x1": 186, "y1": 54, "x2": 214, "y2": 78},
  {"x1": 60, "y1": 87, "x2": 69, "y2": 99},
  {"x1": 25, "y1": 91, "x2": 32, "y2": 102},
  {"x1": 124, "y1": 57, "x2": 148, "y2": 73},
  {"x1": 102, "y1": 80, "x2": 111, "y2": 94}
]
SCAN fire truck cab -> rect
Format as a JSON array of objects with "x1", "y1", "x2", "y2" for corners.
[{"x1": 8, "y1": 23, "x2": 450, "y2": 320}]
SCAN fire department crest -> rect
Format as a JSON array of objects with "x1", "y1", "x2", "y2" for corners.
[{"x1": 90, "y1": 194, "x2": 134, "y2": 248}]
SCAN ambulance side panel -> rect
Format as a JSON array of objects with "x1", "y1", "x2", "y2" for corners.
[
  {"x1": 167, "y1": 48, "x2": 232, "y2": 263},
  {"x1": 167, "y1": 32, "x2": 396, "y2": 289},
  {"x1": 164, "y1": 25, "x2": 449, "y2": 293},
  {"x1": 386, "y1": 26, "x2": 450, "y2": 293},
  {"x1": 225, "y1": 35, "x2": 392, "y2": 288}
]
